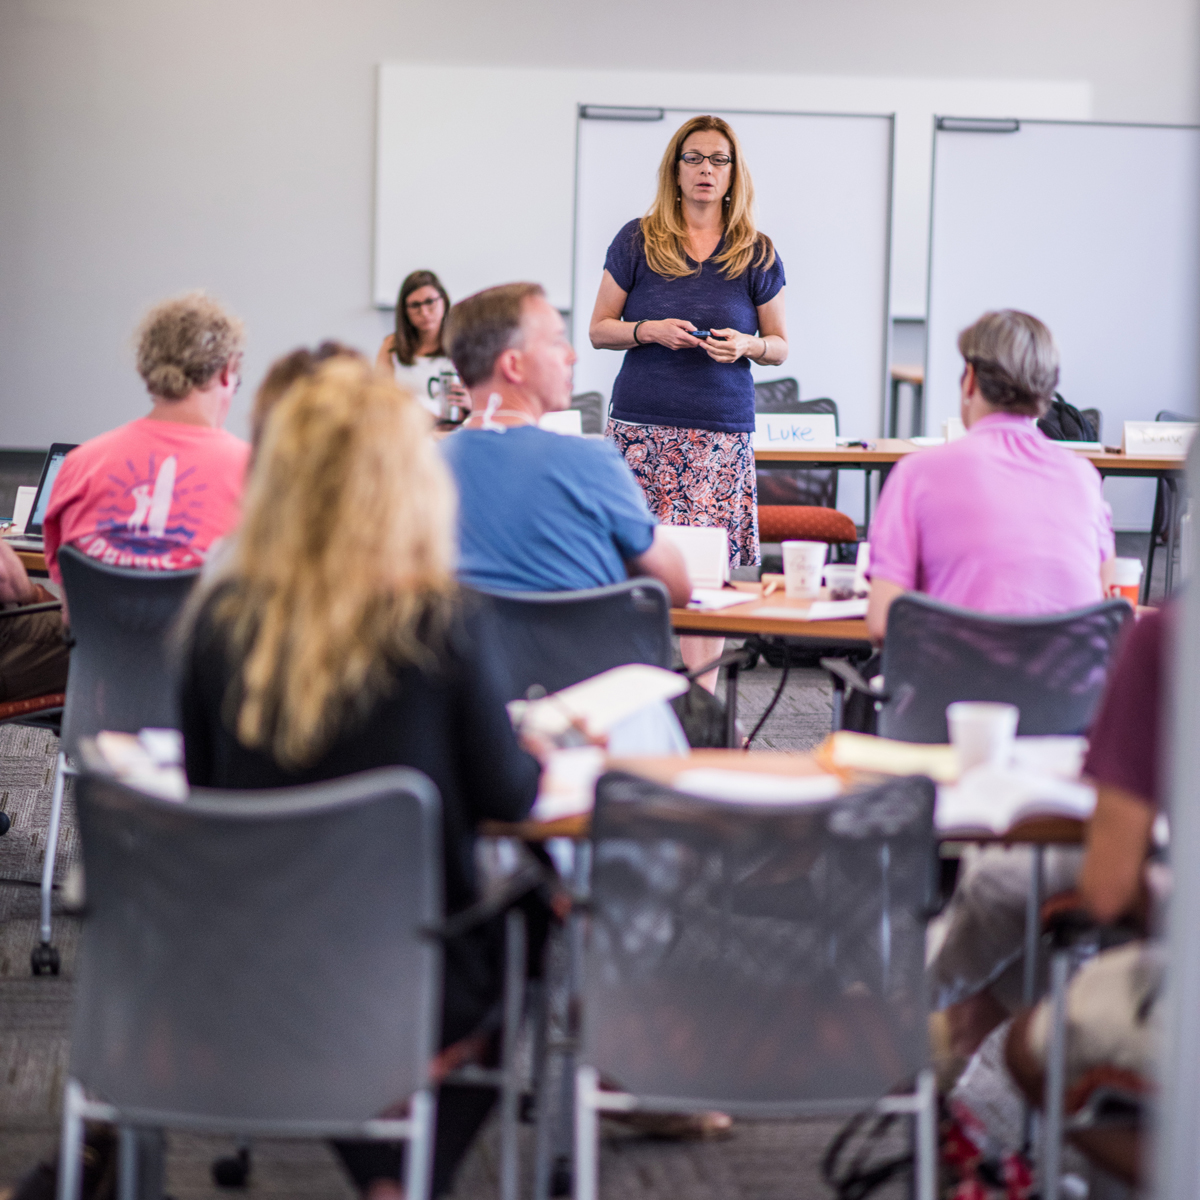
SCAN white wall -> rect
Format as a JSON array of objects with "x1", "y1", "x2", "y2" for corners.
[{"x1": 1, "y1": 0, "x2": 1195, "y2": 447}]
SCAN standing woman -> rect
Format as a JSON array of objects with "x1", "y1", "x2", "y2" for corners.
[
  {"x1": 377, "y1": 269, "x2": 469, "y2": 418},
  {"x1": 589, "y1": 115, "x2": 788, "y2": 689}
]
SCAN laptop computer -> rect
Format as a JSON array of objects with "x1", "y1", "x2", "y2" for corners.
[{"x1": 4, "y1": 442, "x2": 78, "y2": 550}]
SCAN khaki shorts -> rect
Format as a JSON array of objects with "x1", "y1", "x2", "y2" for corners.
[{"x1": 1027, "y1": 940, "x2": 1163, "y2": 1084}]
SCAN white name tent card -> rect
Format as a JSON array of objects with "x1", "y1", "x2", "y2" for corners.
[
  {"x1": 752, "y1": 413, "x2": 837, "y2": 451},
  {"x1": 657, "y1": 525, "x2": 729, "y2": 590},
  {"x1": 538, "y1": 409, "x2": 583, "y2": 436},
  {"x1": 1122, "y1": 420, "x2": 1197, "y2": 458}
]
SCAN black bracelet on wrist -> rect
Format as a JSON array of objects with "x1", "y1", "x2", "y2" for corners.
[{"x1": 632, "y1": 320, "x2": 647, "y2": 346}]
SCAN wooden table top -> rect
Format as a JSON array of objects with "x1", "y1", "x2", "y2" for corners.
[
  {"x1": 13, "y1": 548, "x2": 47, "y2": 575},
  {"x1": 671, "y1": 580, "x2": 872, "y2": 641},
  {"x1": 754, "y1": 438, "x2": 1186, "y2": 474},
  {"x1": 483, "y1": 748, "x2": 1085, "y2": 844}
]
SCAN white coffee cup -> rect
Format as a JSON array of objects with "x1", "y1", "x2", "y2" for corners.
[
  {"x1": 946, "y1": 701, "x2": 1019, "y2": 773},
  {"x1": 781, "y1": 540, "x2": 827, "y2": 599},
  {"x1": 1101, "y1": 556, "x2": 1143, "y2": 605}
]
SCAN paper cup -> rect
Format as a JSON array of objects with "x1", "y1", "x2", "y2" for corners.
[
  {"x1": 782, "y1": 540, "x2": 827, "y2": 599},
  {"x1": 823, "y1": 563, "x2": 860, "y2": 600},
  {"x1": 946, "y1": 701, "x2": 1019, "y2": 773},
  {"x1": 1102, "y1": 557, "x2": 1143, "y2": 605}
]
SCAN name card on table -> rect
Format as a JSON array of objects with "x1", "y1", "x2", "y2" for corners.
[
  {"x1": 1122, "y1": 420, "x2": 1198, "y2": 458},
  {"x1": 538, "y1": 409, "x2": 583, "y2": 436},
  {"x1": 753, "y1": 413, "x2": 837, "y2": 451}
]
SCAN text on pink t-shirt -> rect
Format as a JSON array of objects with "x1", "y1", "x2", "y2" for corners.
[
  {"x1": 42, "y1": 417, "x2": 250, "y2": 584},
  {"x1": 868, "y1": 413, "x2": 1114, "y2": 615}
]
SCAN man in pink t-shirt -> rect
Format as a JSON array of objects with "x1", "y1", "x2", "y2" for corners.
[
  {"x1": 43, "y1": 292, "x2": 250, "y2": 587},
  {"x1": 866, "y1": 310, "x2": 1113, "y2": 642}
]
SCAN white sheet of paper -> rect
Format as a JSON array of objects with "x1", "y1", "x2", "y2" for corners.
[
  {"x1": 687, "y1": 588, "x2": 759, "y2": 611},
  {"x1": 673, "y1": 769, "x2": 842, "y2": 806},
  {"x1": 753, "y1": 412, "x2": 837, "y2": 451},
  {"x1": 531, "y1": 746, "x2": 604, "y2": 821},
  {"x1": 805, "y1": 599, "x2": 869, "y2": 620},
  {"x1": 508, "y1": 664, "x2": 688, "y2": 738},
  {"x1": 11, "y1": 486, "x2": 36, "y2": 534}
]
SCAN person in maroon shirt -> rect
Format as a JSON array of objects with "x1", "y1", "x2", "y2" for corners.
[{"x1": 1005, "y1": 607, "x2": 1170, "y2": 1185}]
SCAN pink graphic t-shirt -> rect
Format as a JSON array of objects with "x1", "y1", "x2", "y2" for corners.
[{"x1": 42, "y1": 417, "x2": 251, "y2": 584}]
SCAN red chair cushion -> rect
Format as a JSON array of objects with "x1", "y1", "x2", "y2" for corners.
[
  {"x1": 0, "y1": 692, "x2": 65, "y2": 723},
  {"x1": 757, "y1": 505, "x2": 858, "y2": 544}
]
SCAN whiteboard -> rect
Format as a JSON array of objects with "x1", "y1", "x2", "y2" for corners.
[
  {"x1": 375, "y1": 64, "x2": 1089, "y2": 318},
  {"x1": 571, "y1": 107, "x2": 894, "y2": 442},
  {"x1": 925, "y1": 118, "x2": 1200, "y2": 528}
]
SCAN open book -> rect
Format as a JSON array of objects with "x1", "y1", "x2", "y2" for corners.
[{"x1": 936, "y1": 766, "x2": 1095, "y2": 836}]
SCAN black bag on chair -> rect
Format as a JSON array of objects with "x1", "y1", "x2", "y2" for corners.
[{"x1": 1038, "y1": 394, "x2": 1097, "y2": 442}]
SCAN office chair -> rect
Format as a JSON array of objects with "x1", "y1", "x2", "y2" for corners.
[{"x1": 572, "y1": 769, "x2": 939, "y2": 1200}]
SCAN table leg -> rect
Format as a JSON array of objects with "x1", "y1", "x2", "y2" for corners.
[
  {"x1": 911, "y1": 381, "x2": 925, "y2": 438},
  {"x1": 888, "y1": 378, "x2": 901, "y2": 438},
  {"x1": 1021, "y1": 844, "x2": 1045, "y2": 1154},
  {"x1": 1165, "y1": 479, "x2": 1178, "y2": 598},
  {"x1": 724, "y1": 657, "x2": 741, "y2": 748},
  {"x1": 863, "y1": 467, "x2": 872, "y2": 533}
]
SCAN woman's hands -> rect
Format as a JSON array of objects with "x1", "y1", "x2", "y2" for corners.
[
  {"x1": 640, "y1": 318, "x2": 701, "y2": 350},
  {"x1": 698, "y1": 328, "x2": 763, "y2": 363}
]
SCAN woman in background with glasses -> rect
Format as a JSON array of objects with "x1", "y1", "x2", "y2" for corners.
[
  {"x1": 377, "y1": 268, "x2": 469, "y2": 418},
  {"x1": 588, "y1": 114, "x2": 788, "y2": 690}
]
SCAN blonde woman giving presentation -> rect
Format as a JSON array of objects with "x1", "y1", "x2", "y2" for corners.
[{"x1": 589, "y1": 114, "x2": 788, "y2": 689}]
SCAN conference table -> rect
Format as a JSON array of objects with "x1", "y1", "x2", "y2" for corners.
[
  {"x1": 755, "y1": 438, "x2": 1188, "y2": 538},
  {"x1": 671, "y1": 580, "x2": 872, "y2": 746}
]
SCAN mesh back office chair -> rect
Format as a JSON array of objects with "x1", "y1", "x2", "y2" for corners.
[
  {"x1": 827, "y1": 594, "x2": 1131, "y2": 743},
  {"x1": 569, "y1": 392, "x2": 605, "y2": 436},
  {"x1": 61, "y1": 768, "x2": 441, "y2": 1200},
  {"x1": 574, "y1": 771, "x2": 939, "y2": 1200},
  {"x1": 471, "y1": 579, "x2": 673, "y2": 703},
  {"x1": 32, "y1": 546, "x2": 199, "y2": 975}
]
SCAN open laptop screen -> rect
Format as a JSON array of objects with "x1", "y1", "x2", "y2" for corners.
[{"x1": 25, "y1": 443, "x2": 77, "y2": 537}]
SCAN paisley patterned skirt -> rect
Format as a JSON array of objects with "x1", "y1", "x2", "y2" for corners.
[{"x1": 606, "y1": 420, "x2": 760, "y2": 568}]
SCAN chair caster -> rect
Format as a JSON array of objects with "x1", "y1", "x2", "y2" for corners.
[
  {"x1": 550, "y1": 1155, "x2": 572, "y2": 1197},
  {"x1": 212, "y1": 1147, "x2": 251, "y2": 1188},
  {"x1": 31, "y1": 942, "x2": 60, "y2": 975},
  {"x1": 0, "y1": 812, "x2": 9, "y2": 836}
]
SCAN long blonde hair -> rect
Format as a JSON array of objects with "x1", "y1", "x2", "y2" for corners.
[
  {"x1": 209, "y1": 358, "x2": 458, "y2": 768},
  {"x1": 641, "y1": 115, "x2": 775, "y2": 280}
]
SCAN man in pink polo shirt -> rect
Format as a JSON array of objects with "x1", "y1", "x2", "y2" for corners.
[
  {"x1": 43, "y1": 292, "x2": 250, "y2": 586},
  {"x1": 866, "y1": 309, "x2": 1113, "y2": 642}
]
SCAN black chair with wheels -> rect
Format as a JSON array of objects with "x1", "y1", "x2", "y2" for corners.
[
  {"x1": 61, "y1": 768, "x2": 444, "y2": 1200},
  {"x1": 823, "y1": 593, "x2": 1131, "y2": 742},
  {"x1": 0, "y1": 599, "x2": 67, "y2": 839},
  {"x1": 572, "y1": 769, "x2": 940, "y2": 1200},
  {"x1": 471, "y1": 578, "x2": 673, "y2": 703},
  {"x1": 569, "y1": 392, "x2": 606, "y2": 436},
  {"x1": 32, "y1": 545, "x2": 200, "y2": 975}
]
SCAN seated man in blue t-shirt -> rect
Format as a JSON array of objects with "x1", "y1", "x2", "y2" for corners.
[{"x1": 440, "y1": 281, "x2": 690, "y2": 605}]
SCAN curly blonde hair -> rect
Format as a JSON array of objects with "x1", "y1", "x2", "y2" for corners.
[
  {"x1": 136, "y1": 291, "x2": 245, "y2": 401},
  {"x1": 208, "y1": 358, "x2": 457, "y2": 768},
  {"x1": 641, "y1": 115, "x2": 774, "y2": 281}
]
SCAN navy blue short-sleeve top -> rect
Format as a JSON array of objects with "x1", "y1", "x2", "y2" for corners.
[{"x1": 603, "y1": 219, "x2": 786, "y2": 434}]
